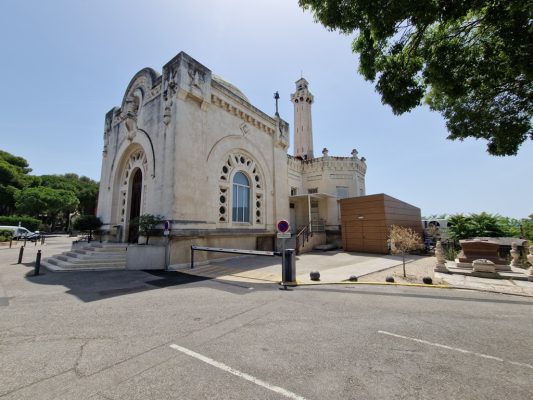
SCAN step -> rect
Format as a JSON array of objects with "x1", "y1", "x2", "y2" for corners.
[
  {"x1": 56, "y1": 253, "x2": 126, "y2": 263},
  {"x1": 42, "y1": 260, "x2": 126, "y2": 272}
]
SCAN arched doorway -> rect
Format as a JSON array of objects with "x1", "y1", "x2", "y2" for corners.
[{"x1": 128, "y1": 169, "x2": 142, "y2": 243}]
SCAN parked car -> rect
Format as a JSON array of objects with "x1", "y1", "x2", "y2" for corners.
[{"x1": 0, "y1": 226, "x2": 40, "y2": 241}]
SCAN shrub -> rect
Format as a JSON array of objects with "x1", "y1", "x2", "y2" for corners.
[
  {"x1": 72, "y1": 215, "x2": 102, "y2": 241},
  {"x1": 0, "y1": 229, "x2": 14, "y2": 242},
  {"x1": 131, "y1": 214, "x2": 163, "y2": 244},
  {"x1": 0, "y1": 215, "x2": 41, "y2": 231}
]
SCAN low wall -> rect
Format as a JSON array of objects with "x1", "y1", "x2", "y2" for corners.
[
  {"x1": 168, "y1": 233, "x2": 274, "y2": 267},
  {"x1": 126, "y1": 245, "x2": 166, "y2": 270}
]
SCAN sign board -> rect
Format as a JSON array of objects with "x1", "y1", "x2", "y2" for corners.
[
  {"x1": 164, "y1": 220, "x2": 171, "y2": 230},
  {"x1": 277, "y1": 232, "x2": 291, "y2": 239},
  {"x1": 277, "y1": 219, "x2": 290, "y2": 233}
]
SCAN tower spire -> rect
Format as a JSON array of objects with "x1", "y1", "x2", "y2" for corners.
[{"x1": 290, "y1": 78, "x2": 314, "y2": 159}]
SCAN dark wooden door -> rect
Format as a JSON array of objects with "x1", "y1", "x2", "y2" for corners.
[{"x1": 128, "y1": 169, "x2": 142, "y2": 243}]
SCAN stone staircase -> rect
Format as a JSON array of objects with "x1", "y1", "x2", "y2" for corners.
[{"x1": 42, "y1": 243, "x2": 128, "y2": 272}]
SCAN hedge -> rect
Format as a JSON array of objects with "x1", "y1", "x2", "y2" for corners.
[
  {"x1": 0, "y1": 216, "x2": 41, "y2": 231},
  {"x1": 0, "y1": 229, "x2": 14, "y2": 242}
]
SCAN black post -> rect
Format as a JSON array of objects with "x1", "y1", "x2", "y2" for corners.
[
  {"x1": 41, "y1": 236, "x2": 45, "y2": 245},
  {"x1": 17, "y1": 246, "x2": 24, "y2": 264},
  {"x1": 23, "y1": 238, "x2": 27, "y2": 247},
  {"x1": 9, "y1": 239, "x2": 12, "y2": 248},
  {"x1": 190, "y1": 246, "x2": 194, "y2": 269},
  {"x1": 34, "y1": 250, "x2": 41, "y2": 276}
]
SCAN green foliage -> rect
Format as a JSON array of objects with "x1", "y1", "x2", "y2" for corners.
[
  {"x1": 519, "y1": 215, "x2": 533, "y2": 241},
  {"x1": 0, "y1": 215, "x2": 41, "y2": 231},
  {"x1": 72, "y1": 215, "x2": 102, "y2": 241},
  {"x1": 15, "y1": 187, "x2": 79, "y2": 218},
  {"x1": 39, "y1": 174, "x2": 99, "y2": 215},
  {"x1": 299, "y1": 0, "x2": 533, "y2": 155},
  {"x1": 0, "y1": 150, "x2": 99, "y2": 221},
  {"x1": 132, "y1": 214, "x2": 163, "y2": 245},
  {"x1": 0, "y1": 150, "x2": 34, "y2": 215},
  {"x1": 72, "y1": 215, "x2": 102, "y2": 232},
  {"x1": 0, "y1": 229, "x2": 14, "y2": 242},
  {"x1": 448, "y1": 212, "x2": 519, "y2": 240}
]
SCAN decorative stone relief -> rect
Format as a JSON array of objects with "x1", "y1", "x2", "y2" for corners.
[
  {"x1": 218, "y1": 186, "x2": 229, "y2": 222},
  {"x1": 255, "y1": 193, "x2": 263, "y2": 224},
  {"x1": 117, "y1": 149, "x2": 148, "y2": 225},
  {"x1": 218, "y1": 152, "x2": 264, "y2": 225}
]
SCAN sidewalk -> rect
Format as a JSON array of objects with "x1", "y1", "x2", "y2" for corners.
[{"x1": 173, "y1": 250, "x2": 533, "y2": 297}]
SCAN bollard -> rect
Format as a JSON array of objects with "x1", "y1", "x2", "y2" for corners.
[
  {"x1": 282, "y1": 249, "x2": 296, "y2": 284},
  {"x1": 9, "y1": 239, "x2": 12, "y2": 248},
  {"x1": 35, "y1": 239, "x2": 37, "y2": 246},
  {"x1": 34, "y1": 250, "x2": 42, "y2": 276},
  {"x1": 17, "y1": 246, "x2": 24, "y2": 264},
  {"x1": 41, "y1": 236, "x2": 45, "y2": 245}
]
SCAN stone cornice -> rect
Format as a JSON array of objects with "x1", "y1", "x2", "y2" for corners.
[
  {"x1": 211, "y1": 89, "x2": 278, "y2": 136},
  {"x1": 287, "y1": 154, "x2": 367, "y2": 175}
]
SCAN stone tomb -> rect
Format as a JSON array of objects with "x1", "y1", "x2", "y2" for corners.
[{"x1": 455, "y1": 239, "x2": 511, "y2": 271}]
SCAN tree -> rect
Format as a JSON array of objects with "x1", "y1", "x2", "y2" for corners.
[
  {"x1": 448, "y1": 212, "x2": 508, "y2": 240},
  {"x1": 72, "y1": 215, "x2": 102, "y2": 242},
  {"x1": 132, "y1": 214, "x2": 163, "y2": 244},
  {"x1": 389, "y1": 225, "x2": 423, "y2": 277},
  {"x1": 299, "y1": 0, "x2": 533, "y2": 156},
  {"x1": 0, "y1": 150, "x2": 38, "y2": 215},
  {"x1": 14, "y1": 187, "x2": 79, "y2": 230},
  {"x1": 40, "y1": 174, "x2": 99, "y2": 215}
]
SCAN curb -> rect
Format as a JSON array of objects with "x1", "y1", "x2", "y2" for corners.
[
  {"x1": 280, "y1": 281, "x2": 451, "y2": 289},
  {"x1": 278, "y1": 280, "x2": 533, "y2": 298}
]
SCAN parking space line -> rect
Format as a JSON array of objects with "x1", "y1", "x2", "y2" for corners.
[
  {"x1": 170, "y1": 344, "x2": 307, "y2": 400},
  {"x1": 378, "y1": 330, "x2": 533, "y2": 370}
]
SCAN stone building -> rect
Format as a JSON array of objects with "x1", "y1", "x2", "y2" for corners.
[{"x1": 96, "y1": 51, "x2": 366, "y2": 265}]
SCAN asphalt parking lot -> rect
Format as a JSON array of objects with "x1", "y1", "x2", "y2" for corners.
[{"x1": 1, "y1": 237, "x2": 532, "y2": 399}]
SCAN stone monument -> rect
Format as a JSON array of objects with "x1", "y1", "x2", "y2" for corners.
[
  {"x1": 434, "y1": 241, "x2": 448, "y2": 273},
  {"x1": 510, "y1": 242, "x2": 521, "y2": 267},
  {"x1": 456, "y1": 239, "x2": 510, "y2": 271},
  {"x1": 472, "y1": 259, "x2": 497, "y2": 276},
  {"x1": 527, "y1": 246, "x2": 533, "y2": 282}
]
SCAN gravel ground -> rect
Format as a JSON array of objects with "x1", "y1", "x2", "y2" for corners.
[{"x1": 358, "y1": 256, "x2": 447, "y2": 285}]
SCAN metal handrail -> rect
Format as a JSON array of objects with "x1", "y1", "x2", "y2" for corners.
[{"x1": 295, "y1": 225, "x2": 311, "y2": 255}]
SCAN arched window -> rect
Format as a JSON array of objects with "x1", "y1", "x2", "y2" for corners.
[{"x1": 232, "y1": 172, "x2": 250, "y2": 223}]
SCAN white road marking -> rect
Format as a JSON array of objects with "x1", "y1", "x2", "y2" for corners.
[
  {"x1": 169, "y1": 344, "x2": 308, "y2": 400},
  {"x1": 378, "y1": 330, "x2": 533, "y2": 370}
]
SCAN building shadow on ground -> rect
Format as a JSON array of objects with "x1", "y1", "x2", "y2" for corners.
[{"x1": 24, "y1": 268, "x2": 276, "y2": 303}]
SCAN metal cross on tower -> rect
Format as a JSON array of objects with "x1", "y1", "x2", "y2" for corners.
[{"x1": 274, "y1": 91, "x2": 280, "y2": 116}]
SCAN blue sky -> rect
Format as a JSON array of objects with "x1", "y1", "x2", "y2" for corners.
[{"x1": 1, "y1": 0, "x2": 531, "y2": 218}]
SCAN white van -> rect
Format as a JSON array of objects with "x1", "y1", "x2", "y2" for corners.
[{"x1": 0, "y1": 226, "x2": 39, "y2": 240}]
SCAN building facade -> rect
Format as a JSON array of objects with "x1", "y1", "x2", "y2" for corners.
[{"x1": 96, "y1": 51, "x2": 366, "y2": 265}]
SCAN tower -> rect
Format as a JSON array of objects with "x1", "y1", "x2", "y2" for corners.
[{"x1": 290, "y1": 78, "x2": 314, "y2": 159}]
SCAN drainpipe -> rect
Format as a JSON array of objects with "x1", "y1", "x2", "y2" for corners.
[{"x1": 308, "y1": 194, "x2": 312, "y2": 233}]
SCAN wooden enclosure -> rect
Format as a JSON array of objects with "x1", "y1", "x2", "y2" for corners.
[{"x1": 340, "y1": 194, "x2": 423, "y2": 254}]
